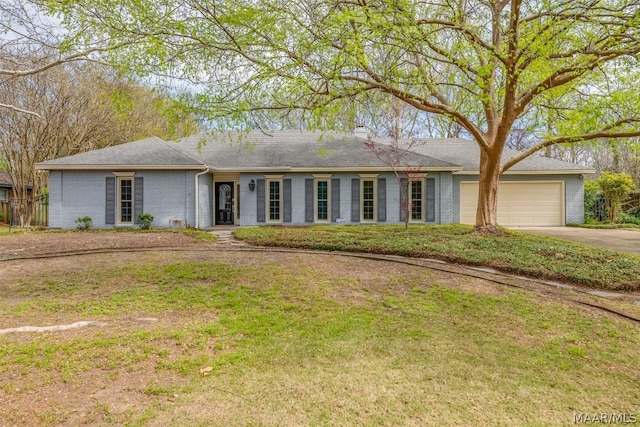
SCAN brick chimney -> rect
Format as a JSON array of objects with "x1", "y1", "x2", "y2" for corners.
[{"x1": 353, "y1": 126, "x2": 368, "y2": 139}]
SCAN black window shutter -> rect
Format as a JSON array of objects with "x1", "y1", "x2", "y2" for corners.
[
  {"x1": 105, "y1": 177, "x2": 116, "y2": 225},
  {"x1": 134, "y1": 176, "x2": 144, "y2": 223},
  {"x1": 377, "y1": 178, "x2": 386, "y2": 222},
  {"x1": 305, "y1": 179, "x2": 314, "y2": 222},
  {"x1": 283, "y1": 179, "x2": 292, "y2": 223},
  {"x1": 351, "y1": 178, "x2": 360, "y2": 222},
  {"x1": 426, "y1": 177, "x2": 436, "y2": 222},
  {"x1": 256, "y1": 179, "x2": 266, "y2": 223},
  {"x1": 399, "y1": 177, "x2": 408, "y2": 222},
  {"x1": 331, "y1": 178, "x2": 340, "y2": 222}
]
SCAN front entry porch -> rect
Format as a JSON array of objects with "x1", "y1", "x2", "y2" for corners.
[{"x1": 215, "y1": 182, "x2": 234, "y2": 225}]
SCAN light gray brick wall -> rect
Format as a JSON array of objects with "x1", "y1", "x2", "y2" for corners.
[
  {"x1": 338, "y1": 173, "x2": 357, "y2": 223},
  {"x1": 138, "y1": 171, "x2": 195, "y2": 228},
  {"x1": 48, "y1": 171, "x2": 63, "y2": 228},
  {"x1": 197, "y1": 173, "x2": 213, "y2": 228},
  {"x1": 56, "y1": 171, "x2": 109, "y2": 229},
  {"x1": 564, "y1": 175, "x2": 585, "y2": 224},
  {"x1": 439, "y1": 172, "x2": 454, "y2": 224},
  {"x1": 239, "y1": 174, "x2": 260, "y2": 226},
  {"x1": 382, "y1": 172, "x2": 401, "y2": 224},
  {"x1": 51, "y1": 169, "x2": 583, "y2": 229},
  {"x1": 49, "y1": 170, "x2": 198, "y2": 229},
  {"x1": 290, "y1": 176, "x2": 307, "y2": 224},
  {"x1": 238, "y1": 171, "x2": 449, "y2": 226}
]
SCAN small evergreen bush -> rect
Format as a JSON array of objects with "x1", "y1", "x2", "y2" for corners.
[
  {"x1": 75, "y1": 216, "x2": 93, "y2": 230},
  {"x1": 137, "y1": 213, "x2": 154, "y2": 230}
]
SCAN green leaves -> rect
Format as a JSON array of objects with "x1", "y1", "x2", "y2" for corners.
[
  {"x1": 41, "y1": 0, "x2": 640, "y2": 227},
  {"x1": 48, "y1": 1, "x2": 636, "y2": 139},
  {"x1": 596, "y1": 171, "x2": 636, "y2": 222}
]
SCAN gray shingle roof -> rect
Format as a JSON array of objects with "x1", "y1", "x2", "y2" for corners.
[
  {"x1": 375, "y1": 138, "x2": 594, "y2": 173},
  {"x1": 36, "y1": 132, "x2": 593, "y2": 174},
  {"x1": 177, "y1": 131, "x2": 459, "y2": 170},
  {"x1": 37, "y1": 137, "x2": 203, "y2": 169},
  {"x1": 0, "y1": 170, "x2": 12, "y2": 187}
]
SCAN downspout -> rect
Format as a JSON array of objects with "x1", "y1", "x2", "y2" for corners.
[{"x1": 194, "y1": 166, "x2": 210, "y2": 229}]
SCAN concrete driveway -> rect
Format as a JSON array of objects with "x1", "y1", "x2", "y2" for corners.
[{"x1": 512, "y1": 227, "x2": 640, "y2": 255}]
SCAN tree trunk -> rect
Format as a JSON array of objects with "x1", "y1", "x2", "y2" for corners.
[{"x1": 475, "y1": 147, "x2": 502, "y2": 230}]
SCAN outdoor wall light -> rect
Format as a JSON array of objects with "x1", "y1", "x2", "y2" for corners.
[{"x1": 248, "y1": 179, "x2": 256, "y2": 192}]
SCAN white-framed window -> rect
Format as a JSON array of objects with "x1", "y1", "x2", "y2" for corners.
[
  {"x1": 410, "y1": 177, "x2": 425, "y2": 221},
  {"x1": 0, "y1": 188, "x2": 8, "y2": 202},
  {"x1": 314, "y1": 174, "x2": 331, "y2": 222},
  {"x1": 114, "y1": 172, "x2": 135, "y2": 225},
  {"x1": 266, "y1": 175, "x2": 283, "y2": 223},
  {"x1": 360, "y1": 174, "x2": 378, "y2": 222}
]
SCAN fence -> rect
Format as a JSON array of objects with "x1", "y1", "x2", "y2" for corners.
[
  {"x1": 2, "y1": 195, "x2": 48, "y2": 228},
  {"x1": 585, "y1": 192, "x2": 640, "y2": 223},
  {"x1": 0, "y1": 201, "x2": 8, "y2": 224}
]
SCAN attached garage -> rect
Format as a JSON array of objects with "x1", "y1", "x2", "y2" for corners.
[{"x1": 460, "y1": 181, "x2": 565, "y2": 226}]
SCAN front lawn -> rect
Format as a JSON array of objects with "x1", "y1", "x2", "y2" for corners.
[
  {"x1": 235, "y1": 224, "x2": 640, "y2": 291},
  {"x1": 1, "y1": 251, "x2": 639, "y2": 425}
]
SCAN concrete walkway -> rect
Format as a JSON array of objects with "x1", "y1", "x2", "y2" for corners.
[
  {"x1": 512, "y1": 227, "x2": 640, "y2": 255},
  {"x1": 202, "y1": 226, "x2": 250, "y2": 248}
]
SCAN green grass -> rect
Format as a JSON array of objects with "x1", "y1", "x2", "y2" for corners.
[
  {"x1": 1, "y1": 256, "x2": 639, "y2": 425},
  {"x1": 234, "y1": 224, "x2": 640, "y2": 290},
  {"x1": 0, "y1": 226, "x2": 25, "y2": 235}
]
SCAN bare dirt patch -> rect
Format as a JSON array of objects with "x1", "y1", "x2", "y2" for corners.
[{"x1": 0, "y1": 230, "x2": 214, "y2": 258}]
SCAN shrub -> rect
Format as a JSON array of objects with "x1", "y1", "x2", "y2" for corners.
[
  {"x1": 618, "y1": 212, "x2": 640, "y2": 225},
  {"x1": 39, "y1": 188, "x2": 49, "y2": 206},
  {"x1": 75, "y1": 216, "x2": 93, "y2": 231},
  {"x1": 137, "y1": 213, "x2": 154, "y2": 230},
  {"x1": 583, "y1": 180, "x2": 605, "y2": 222},
  {"x1": 597, "y1": 172, "x2": 635, "y2": 223}
]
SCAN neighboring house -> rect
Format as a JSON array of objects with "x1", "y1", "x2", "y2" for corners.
[
  {"x1": 0, "y1": 171, "x2": 11, "y2": 222},
  {"x1": 36, "y1": 131, "x2": 594, "y2": 229},
  {"x1": 0, "y1": 171, "x2": 11, "y2": 203},
  {"x1": 0, "y1": 170, "x2": 34, "y2": 201}
]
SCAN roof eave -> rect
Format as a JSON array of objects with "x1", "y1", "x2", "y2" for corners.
[
  {"x1": 453, "y1": 169, "x2": 597, "y2": 175},
  {"x1": 36, "y1": 164, "x2": 206, "y2": 171},
  {"x1": 212, "y1": 166, "x2": 464, "y2": 173}
]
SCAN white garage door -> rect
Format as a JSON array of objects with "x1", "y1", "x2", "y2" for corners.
[{"x1": 460, "y1": 181, "x2": 564, "y2": 226}]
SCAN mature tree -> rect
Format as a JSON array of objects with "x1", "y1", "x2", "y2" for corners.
[
  {"x1": 51, "y1": 0, "x2": 640, "y2": 230},
  {"x1": 0, "y1": 59, "x2": 197, "y2": 226},
  {"x1": 0, "y1": 0, "x2": 142, "y2": 118}
]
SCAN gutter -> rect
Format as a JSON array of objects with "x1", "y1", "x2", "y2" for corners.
[
  {"x1": 194, "y1": 166, "x2": 210, "y2": 229},
  {"x1": 210, "y1": 166, "x2": 464, "y2": 173},
  {"x1": 35, "y1": 164, "x2": 204, "y2": 171},
  {"x1": 452, "y1": 169, "x2": 596, "y2": 175}
]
